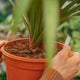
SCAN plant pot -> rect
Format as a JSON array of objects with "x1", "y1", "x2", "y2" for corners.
[{"x1": 1, "y1": 38, "x2": 63, "y2": 80}]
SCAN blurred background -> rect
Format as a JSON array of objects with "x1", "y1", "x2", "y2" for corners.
[{"x1": 0, "y1": 0, "x2": 80, "y2": 80}]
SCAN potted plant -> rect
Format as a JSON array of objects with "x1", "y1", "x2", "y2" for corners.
[{"x1": 0, "y1": 0, "x2": 80, "y2": 80}]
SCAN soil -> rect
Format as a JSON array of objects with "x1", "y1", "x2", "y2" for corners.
[{"x1": 4, "y1": 40, "x2": 63, "y2": 59}]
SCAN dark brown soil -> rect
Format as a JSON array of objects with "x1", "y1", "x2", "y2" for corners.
[{"x1": 4, "y1": 40, "x2": 63, "y2": 59}]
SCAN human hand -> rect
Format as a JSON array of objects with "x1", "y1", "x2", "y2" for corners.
[
  {"x1": 0, "y1": 41, "x2": 5, "y2": 63},
  {"x1": 52, "y1": 46, "x2": 80, "y2": 80}
]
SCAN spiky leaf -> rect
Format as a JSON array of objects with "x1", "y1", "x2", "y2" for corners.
[{"x1": 44, "y1": 0, "x2": 59, "y2": 65}]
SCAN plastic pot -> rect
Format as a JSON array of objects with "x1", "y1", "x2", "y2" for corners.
[{"x1": 1, "y1": 38, "x2": 63, "y2": 80}]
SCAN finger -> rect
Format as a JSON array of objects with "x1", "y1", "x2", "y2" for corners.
[
  {"x1": 0, "y1": 41, "x2": 5, "y2": 48},
  {"x1": 58, "y1": 45, "x2": 71, "y2": 58},
  {"x1": 67, "y1": 52, "x2": 80, "y2": 66}
]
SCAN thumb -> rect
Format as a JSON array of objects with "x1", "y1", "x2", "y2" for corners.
[{"x1": 58, "y1": 45, "x2": 71, "y2": 59}]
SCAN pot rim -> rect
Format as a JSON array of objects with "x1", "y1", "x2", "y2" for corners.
[{"x1": 1, "y1": 38, "x2": 63, "y2": 63}]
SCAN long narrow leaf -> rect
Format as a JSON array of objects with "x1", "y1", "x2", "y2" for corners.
[
  {"x1": 70, "y1": 11, "x2": 80, "y2": 16},
  {"x1": 61, "y1": 4, "x2": 80, "y2": 17},
  {"x1": 33, "y1": 31, "x2": 43, "y2": 48},
  {"x1": 23, "y1": 16, "x2": 31, "y2": 38},
  {"x1": 60, "y1": 0, "x2": 79, "y2": 16},
  {"x1": 27, "y1": 0, "x2": 39, "y2": 38},
  {"x1": 44, "y1": 0, "x2": 59, "y2": 66},
  {"x1": 8, "y1": 0, "x2": 15, "y2": 8},
  {"x1": 59, "y1": 0, "x2": 67, "y2": 8},
  {"x1": 60, "y1": 17, "x2": 71, "y2": 24},
  {"x1": 11, "y1": 0, "x2": 31, "y2": 34},
  {"x1": 32, "y1": 0, "x2": 43, "y2": 43}
]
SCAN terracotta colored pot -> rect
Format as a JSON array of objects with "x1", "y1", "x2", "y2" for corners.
[{"x1": 1, "y1": 38, "x2": 63, "y2": 80}]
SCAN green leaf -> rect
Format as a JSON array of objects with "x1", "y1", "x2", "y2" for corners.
[
  {"x1": 60, "y1": 0, "x2": 79, "y2": 16},
  {"x1": 70, "y1": 16, "x2": 80, "y2": 20},
  {"x1": 44, "y1": 0, "x2": 59, "y2": 66},
  {"x1": 23, "y1": 15, "x2": 31, "y2": 38},
  {"x1": 60, "y1": 17, "x2": 71, "y2": 24},
  {"x1": 61, "y1": 4, "x2": 80, "y2": 17},
  {"x1": 32, "y1": 0, "x2": 43, "y2": 43},
  {"x1": 26, "y1": 0, "x2": 43, "y2": 45},
  {"x1": 27, "y1": 0, "x2": 39, "y2": 38},
  {"x1": 11, "y1": 0, "x2": 31, "y2": 34},
  {"x1": 70, "y1": 11, "x2": 80, "y2": 16},
  {"x1": 59, "y1": 0, "x2": 67, "y2": 8},
  {"x1": 33, "y1": 31, "x2": 43, "y2": 48},
  {"x1": 8, "y1": 0, "x2": 15, "y2": 8}
]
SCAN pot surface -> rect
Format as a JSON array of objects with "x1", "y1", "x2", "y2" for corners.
[{"x1": 1, "y1": 38, "x2": 63, "y2": 80}]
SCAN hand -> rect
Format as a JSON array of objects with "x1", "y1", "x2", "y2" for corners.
[
  {"x1": 52, "y1": 46, "x2": 80, "y2": 80},
  {"x1": 0, "y1": 41, "x2": 5, "y2": 63}
]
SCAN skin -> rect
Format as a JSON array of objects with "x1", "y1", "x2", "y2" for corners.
[
  {"x1": 52, "y1": 46, "x2": 80, "y2": 80},
  {"x1": 0, "y1": 41, "x2": 80, "y2": 80}
]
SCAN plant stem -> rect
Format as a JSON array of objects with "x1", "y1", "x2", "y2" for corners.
[{"x1": 8, "y1": 0, "x2": 15, "y2": 8}]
